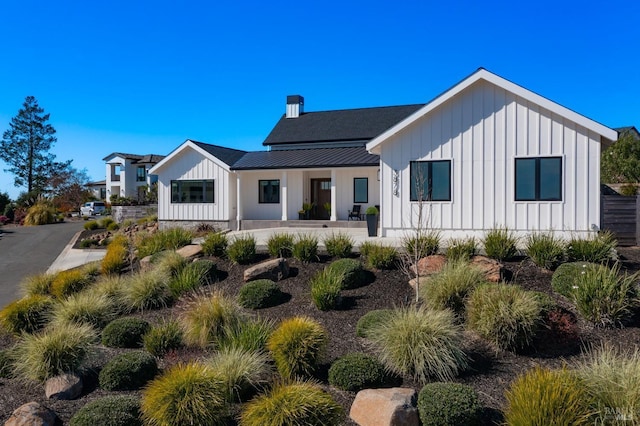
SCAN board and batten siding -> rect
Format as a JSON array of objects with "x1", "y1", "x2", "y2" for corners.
[
  {"x1": 155, "y1": 147, "x2": 234, "y2": 223},
  {"x1": 379, "y1": 80, "x2": 601, "y2": 240}
]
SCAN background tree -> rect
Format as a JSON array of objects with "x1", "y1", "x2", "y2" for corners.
[
  {"x1": 0, "y1": 96, "x2": 59, "y2": 193},
  {"x1": 45, "y1": 163, "x2": 92, "y2": 212},
  {"x1": 601, "y1": 133, "x2": 640, "y2": 183},
  {"x1": 0, "y1": 191, "x2": 11, "y2": 215}
]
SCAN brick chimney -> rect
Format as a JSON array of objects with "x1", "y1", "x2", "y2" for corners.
[{"x1": 286, "y1": 95, "x2": 304, "y2": 118}]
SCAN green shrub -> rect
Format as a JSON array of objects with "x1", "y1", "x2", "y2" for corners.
[
  {"x1": 141, "y1": 362, "x2": 228, "y2": 426},
  {"x1": 328, "y1": 353, "x2": 390, "y2": 392},
  {"x1": 292, "y1": 233, "x2": 319, "y2": 263},
  {"x1": 323, "y1": 232, "x2": 354, "y2": 258},
  {"x1": 102, "y1": 317, "x2": 151, "y2": 348},
  {"x1": 24, "y1": 201, "x2": 56, "y2": 225},
  {"x1": 89, "y1": 275, "x2": 127, "y2": 313},
  {"x1": 208, "y1": 346, "x2": 270, "y2": 401},
  {"x1": 98, "y1": 217, "x2": 115, "y2": 229},
  {"x1": 310, "y1": 268, "x2": 342, "y2": 311},
  {"x1": 84, "y1": 220, "x2": 99, "y2": 230},
  {"x1": 168, "y1": 259, "x2": 216, "y2": 297},
  {"x1": 365, "y1": 243, "x2": 398, "y2": 269},
  {"x1": 19, "y1": 272, "x2": 54, "y2": 296},
  {"x1": 619, "y1": 183, "x2": 638, "y2": 196},
  {"x1": 483, "y1": 226, "x2": 518, "y2": 261},
  {"x1": 51, "y1": 291, "x2": 117, "y2": 329},
  {"x1": 50, "y1": 269, "x2": 92, "y2": 299},
  {"x1": 355, "y1": 309, "x2": 393, "y2": 338},
  {"x1": 13, "y1": 322, "x2": 96, "y2": 381},
  {"x1": 238, "y1": 279, "x2": 284, "y2": 309},
  {"x1": 99, "y1": 351, "x2": 158, "y2": 391},
  {"x1": 106, "y1": 222, "x2": 119, "y2": 231},
  {"x1": 366, "y1": 305, "x2": 467, "y2": 384},
  {"x1": 417, "y1": 382, "x2": 482, "y2": 426},
  {"x1": 0, "y1": 349, "x2": 14, "y2": 378},
  {"x1": 201, "y1": 231, "x2": 228, "y2": 257},
  {"x1": 358, "y1": 241, "x2": 377, "y2": 258},
  {"x1": 150, "y1": 250, "x2": 187, "y2": 277},
  {"x1": 70, "y1": 395, "x2": 142, "y2": 426},
  {"x1": 267, "y1": 232, "x2": 294, "y2": 258},
  {"x1": 227, "y1": 235, "x2": 257, "y2": 264},
  {"x1": 136, "y1": 227, "x2": 193, "y2": 258},
  {"x1": 0, "y1": 295, "x2": 53, "y2": 334},
  {"x1": 446, "y1": 237, "x2": 477, "y2": 261},
  {"x1": 179, "y1": 291, "x2": 245, "y2": 348},
  {"x1": 240, "y1": 380, "x2": 343, "y2": 426},
  {"x1": 504, "y1": 366, "x2": 591, "y2": 426},
  {"x1": 403, "y1": 231, "x2": 441, "y2": 259},
  {"x1": 551, "y1": 261, "x2": 594, "y2": 297},
  {"x1": 267, "y1": 316, "x2": 327, "y2": 379},
  {"x1": 101, "y1": 234, "x2": 129, "y2": 275},
  {"x1": 143, "y1": 319, "x2": 184, "y2": 357},
  {"x1": 420, "y1": 259, "x2": 486, "y2": 313},
  {"x1": 567, "y1": 231, "x2": 617, "y2": 263},
  {"x1": 120, "y1": 269, "x2": 172, "y2": 312},
  {"x1": 572, "y1": 263, "x2": 638, "y2": 327},
  {"x1": 525, "y1": 232, "x2": 566, "y2": 269},
  {"x1": 326, "y1": 258, "x2": 365, "y2": 289},
  {"x1": 467, "y1": 284, "x2": 543, "y2": 351},
  {"x1": 219, "y1": 317, "x2": 274, "y2": 353},
  {"x1": 576, "y1": 344, "x2": 640, "y2": 424}
]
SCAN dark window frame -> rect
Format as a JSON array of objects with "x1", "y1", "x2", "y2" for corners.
[
  {"x1": 259, "y1": 179, "x2": 280, "y2": 204},
  {"x1": 514, "y1": 157, "x2": 563, "y2": 201},
  {"x1": 409, "y1": 160, "x2": 452, "y2": 202},
  {"x1": 136, "y1": 166, "x2": 146, "y2": 182},
  {"x1": 353, "y1": 177, "x2": 368, "y2": 203},
  {"x1": 170, "y1": 179, "x2": 214, "y2": 204}
]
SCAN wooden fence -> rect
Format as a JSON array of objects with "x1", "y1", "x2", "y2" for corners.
[{"x1": 601, "y1": 195, "x2": 639, "y2": 246}]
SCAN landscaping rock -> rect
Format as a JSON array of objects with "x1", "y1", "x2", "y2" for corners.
[
  {"x1": 350, "y1": 387, "x2": 419, "y2": 426},
  {"x1": 243, "y1": 258, "x2": 289, "y2": 282},
  {"x1": 471, "y1": 255, "x2": 503, "y2": 282},
  {"x1": 413, "y1": 255, "x2": 447, "y2": 276},
  {"x1": 5, "y1": 402, "x2": 57, "y2": 426},
  {"x1": 139, "y1": 255, "x2": 153, "y2": 272},
  {"x1": 45, "y1": 373, "x2": 82, "y2": 400},
  {"x1": 176, "y1": 244, "x2": 202, "y2": 260},
  {"x1": 408, "y1": 276, "x2": 429, "y2": 293}
]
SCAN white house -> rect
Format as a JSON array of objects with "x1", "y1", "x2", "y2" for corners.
[
  {"x1": 150, "y1": 69, "x2": 618, "y2": 239},
  {"x1": 103, "y1": 152, "x2": 165, "y2": 201}
]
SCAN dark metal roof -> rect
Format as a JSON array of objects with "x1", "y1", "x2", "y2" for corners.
[
  {"x1": 191, "y1": 140, "x2": 247, "y2": 167},
  {"x1": 231, "y1": 147, "x2": 379, "y2": 170},
  {"x1": 263, "y1": 104, "x2": 425, "y2": 146},
  {"x1": 102, "y1": 152, "x2": 165, "y2": 163},
  {"x1": 137, "y1": 154, "x2": 165, "y2": 164}
]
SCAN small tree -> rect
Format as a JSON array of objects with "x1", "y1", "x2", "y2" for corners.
[{"x1": 601, "y1": 133, "x2": 640, "y2": 183}]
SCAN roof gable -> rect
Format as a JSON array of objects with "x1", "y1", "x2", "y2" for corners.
[
  {"x1": 366, "y1": 68, "x2": 618, "y2": 154},
  {"x1": 149, "y1": 140, "x2": 247, "y2": 174}
]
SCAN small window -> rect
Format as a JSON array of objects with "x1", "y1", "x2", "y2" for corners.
[
  {"x1": 410, "y1": 160, "x2": 451, "y2": 201},
  {"x1": 515, "y1": 157, "x2": 562, "y2": 201},
  {"x1": 259, "y1": 179, "x2": 280, "y2": 203},
  {"x1": 354, "y1": 178, "x2": 368, "y2": 203},
  {"x1": 137, "y1": 166, "x2": 146, "y2": 182},
  {"x1": 171, "y1": 180, "x2": 214, "y2": 203}
]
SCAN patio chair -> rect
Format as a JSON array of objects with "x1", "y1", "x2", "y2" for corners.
[{"x1": 348, "y1": 205, "x2": 362, "y2": 221}]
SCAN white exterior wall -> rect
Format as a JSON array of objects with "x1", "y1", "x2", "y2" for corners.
[
  {"x1": 155, "y1": 147, "x2": 234, "y2": 222},
  {"x1": 379, "y1": 80, "x2": 601, "y2": 240}
]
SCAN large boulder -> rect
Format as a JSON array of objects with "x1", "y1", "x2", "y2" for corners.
[
  {"x1": 243, "y1": 258, "x2": 289, "y2": 282},
  {"x1": 471, "y1": 255, "x2": 503, "y2": 282},
  {"x1": 176, "y1": 244, "x2": 203, "y2": 260},
  {"x1": 45, "y1": 373, "x2": 83, "y2": 400},
  {"x1": 413, "y1": 255, "x2": 447, "y2": 276},
  {"x1": 5, "y1": 402, "x2": 57, "y2": 426},
  {"x1": 350, "y1": 387, "x2": 419, "y2": 426}
]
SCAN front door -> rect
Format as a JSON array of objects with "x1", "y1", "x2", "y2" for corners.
[{"x1": 310, "y1": 178, "x2": 331, "y2": 219}]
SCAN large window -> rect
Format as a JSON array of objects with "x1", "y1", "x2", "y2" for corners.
[
  {"x1": 410, "y1": 160, "x2": 451, "y2": 201},
  {"x1": 354, "y1": 178, "x2": 368, "y2": 203},
  {"x1": 171, "y1": 180, "x2": 214, "y2": 203},
  {"x1": 259, "y1": 179, "x2": 280, "y2": 203},
  {"x1": 515, "y1": 157, "x2": 562, "y2": 201},
  {"x1": 137, "y1": 166, "x2": 146, "y2": 182}
]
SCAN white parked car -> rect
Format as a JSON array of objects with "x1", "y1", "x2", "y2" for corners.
[{"x1": 80, "y1": 201, "x2": 106, "y2": 217}]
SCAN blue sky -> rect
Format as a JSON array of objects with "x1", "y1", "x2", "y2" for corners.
[{"x1": 1, "y1": 0, "x2": 638, "y2": 200}]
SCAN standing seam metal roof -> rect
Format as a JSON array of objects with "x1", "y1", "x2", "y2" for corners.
[{"x1": 231, "y1": 147, "x2": 379, "y2": 170}]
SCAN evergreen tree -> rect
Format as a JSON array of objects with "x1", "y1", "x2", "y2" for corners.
[
  {"x1": 1, "y1": 96, "x2": 58, "y2": 193},
  {"x1": 601, "y1": 133, "x2": 640, "y2": 183}
]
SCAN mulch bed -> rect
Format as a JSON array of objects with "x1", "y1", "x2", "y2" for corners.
[{"x1": 1, "y1": 247, "x2": 640, "y2": 424}]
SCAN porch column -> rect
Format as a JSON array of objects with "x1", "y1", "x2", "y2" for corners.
[
  {"x1": 330, "y1": 169, "x2": 337, "y2": 221},
  {"x1": 281, "y1": 171, "x2": 288, "y2": 221},
  {"x1": 236, "y1": 174, "x2": 242, "y2": 231}
]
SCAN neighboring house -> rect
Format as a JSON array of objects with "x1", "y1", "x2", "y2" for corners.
[
  {"x1": 151, "y1": 69, "x2": 618, "y2": 240},
  {"x1": 103, "y1": 153, "x2": 165, "y2": 201},
  {"x1": 614, "y1": 126, "x2": 640, "y2": 140},
  {"x1": 86, "y1": 180, "x2": 106, "y2": 200}
]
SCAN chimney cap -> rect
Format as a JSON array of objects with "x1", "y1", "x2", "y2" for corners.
[{"x1": 286, "y1": 95, "x2": 304, "y2": 105}]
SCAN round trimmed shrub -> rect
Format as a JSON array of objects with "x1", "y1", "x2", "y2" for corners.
[
  {"x1": 328, "y1": 353, "x2": 389, "y2": 392},
  {"x1": 102, "y1": 317, "x2": 151, "y2": 348},
  {"x1": 356, "y1": 309, "x2": 392, "y2": 338},
  {"x1": 326, "y1": 258, "x2": 365, "y2": 289},
  {"x1": 99, "y1": 350, "x2": 158, "y2": 391},
  {"x1": 417, "y1": 382, "x2": 482, "y2": 426},
  {"x1": 551, "y1": 261, "x2": 594, "y2": 298},
  {"x1": 0, "y1": 294, "x2": 54, "y2": 334},
  {"x1": 238, "y1": 279, "x2": 284, "y2": 309},
  {"x1": 70, "y1": 395, "x2": 142, "y2": 426}
]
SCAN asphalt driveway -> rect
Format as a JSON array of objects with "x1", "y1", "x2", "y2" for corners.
[{"x1": 0, "y1": 220, "x2": 85, "y2": 308}]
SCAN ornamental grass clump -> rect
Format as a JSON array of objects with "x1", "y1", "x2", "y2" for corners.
[
  {"x1": 150, "y1": 250, "x2": 187, "y2": 278},
  {"x1": 240, "y1": 379, "x2": 344, "y2": 426},
  {"x1": 267, "y1": 316, "x2": 327, "y2": 379},
  {"x1": 0, "y1": 294, "x2": 54, "y2": 335},
  {"x1": 525, "y1": 232, "x2": 566, "y2": 269},
  {"x1": 50, "y1": 269, "x2": 92, "y2": 299},
  {"x1": 418, "y1": 382, "x2": 483, "y2": 426},
  {"x1": 323, "y1": 231, "x2": 354, "y2": 258},
  {"x1": 201, "y1": 231, "x2": 228, "y2": 257},
  {"x1": 267, "y1": 232, "x2": 294, "y2": 258},
  {"x1": 467, "y1": 283, "x2": 543, "y2": 351},
  {"x1": 219, "y1": 317, "x2": 275, "y2": 353},
  {"x1": 99, "y1": 350, "x2": 158, "y2": 391},
  {"x1": 143, "y1": 319, "x2": 184, "y2": 357},
  {"x1": 483, "y1": 226, "x2": 519, "y2": 261},
  {"x1": 403, "y1": 230, "x2": 441, "y2": 259},
  {"x1": 292, "y1": 233, "x2": 319, "y2": 263},
  {"x1": 366, "y1": 305, "x2": 467, "y2": 384},
  {"x1": 227, "y1": 235, "x2": 257, "y2": 264},
  {"x1": 120, "y1": 269, "x2": 172, "y2": 312},
  {"x1": 101, "y1": 317, "x2": 151, "y2": 348},
  {"x1": 310, "y1": 268, "x2": 342, "y2": 311},
  {"x1": 51, "y1": 291, "x2": 117, "y2": 329},
  {"x1": 504, "y1": 366, "x2": 591, "y2": 426},
  {"x1": 207, "y1": 346, "x2": 271, "y2": 402},
  {"x1": 168, "y1": 259, "x2": 216, "y2": 297},
  {"x1": 136, "y1": 227, "x2": 193, "y2": 258},
  {"x1": 446, "y1": 237, "x2": 477, "y2": 261},
  {"x1": 20, "y1": 272, "x2": 54, "y2": 297},
  {"x1": 237, "y1": 279, "x2": 285, "y2": 309},
  {"x1": 141, "y1": 362, "x2": 228, "y2": 426},
  {"x1": 364, "y1": 243, "x2": 398, "y2": 270},
  {"x1": 179, "y1": 291, "x2": 245, "y2": 348},
  {"x1": 24, "y1": 200, "x2": 57, "y2": 225},
  {"x1": 326, "y1": 258, "x2": 366, "y2": 289},
  {"x1": 567, "y1": 231, "x2": 617, "y2": 263},
  {"x1": 101, "y1": 234, "x2": 129, "y2": 275},
  {"x1": 69, "y1": 395, "x2": 142, "y2": 426},
  {"x1": 328, "y1": 353, "x2": 390, "y2": 392},
  {"x1": 420, "y1": 258, "x2": 486, "y2": 314}
]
